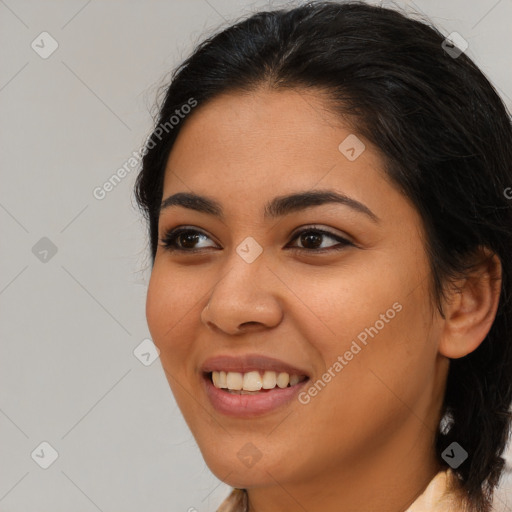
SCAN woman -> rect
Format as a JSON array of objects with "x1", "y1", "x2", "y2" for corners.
[{"x1": 134, "y1": 1, "x2": 512, "y2": 511}]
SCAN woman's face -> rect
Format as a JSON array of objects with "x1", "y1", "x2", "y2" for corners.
[{"x1": 146, "y1": 88, "x2": 447, "y2": 492}]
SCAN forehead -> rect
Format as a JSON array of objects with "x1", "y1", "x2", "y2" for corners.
[
  {"x1": 160, "y1": 88, "x2": 418, "y2": 231},
  {"x1": 164, "y1": 88, "x2": 380, "y2": 185}
]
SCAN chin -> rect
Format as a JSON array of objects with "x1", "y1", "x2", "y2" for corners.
[{"x1": 200, "y1": 444, "x2": 290, "y2": 489}]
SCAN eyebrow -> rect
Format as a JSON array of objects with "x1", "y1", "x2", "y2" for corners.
[{"x1": 160, "y1": 189, "x2": 379, "y2": 223}]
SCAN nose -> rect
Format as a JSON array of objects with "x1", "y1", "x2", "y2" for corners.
[{"x1": 200, "y1": 257, "x2": 284, "y2": 335}]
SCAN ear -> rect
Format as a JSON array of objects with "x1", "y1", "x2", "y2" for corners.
[{"x1": 438, "y1": 247, "x2": 502, "y2": 359}]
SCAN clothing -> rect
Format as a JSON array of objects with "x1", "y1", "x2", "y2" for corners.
[{"x1": 216, "y1": 469, "x2": 462, "y2": 512}]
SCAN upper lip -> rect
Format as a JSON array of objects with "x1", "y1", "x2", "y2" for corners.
[{"x1": 201, "y1": 354, "x2": 310, "y2": 377}]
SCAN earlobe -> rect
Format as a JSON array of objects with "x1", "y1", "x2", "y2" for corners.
[{"x1": 438, "y1": 248, "x2": 502, "y2": 359}]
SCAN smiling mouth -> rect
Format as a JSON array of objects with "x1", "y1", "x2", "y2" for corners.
[{"x1": 206, "y1": 370, "x2": 309, "y2": 394}]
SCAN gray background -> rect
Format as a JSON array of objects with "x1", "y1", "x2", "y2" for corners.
[{"x1": 1, "y1": 0, "x2": 511, "y2": 510}]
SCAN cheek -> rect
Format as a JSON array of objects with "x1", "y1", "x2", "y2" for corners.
[
  {"x1": 284, "y1": 252, "x2": 436, "y2": 392},
  {"x1": 145, "y1": 266, "x2": 201, "y2": 406},
  {"x1": 145, "y1": 263, "x2": 211, "y2": 387},
  {"x1": 276, "y1": 258, "x2": 406, "y2": 354},
  {"x1": 145, "y1": 265, "x2": 192, "y2": 352},
  {"x1": 145, "y1": 268, "x2": 167, "y2": 345},
  {"x1": 311, "y1": 274, "x2": 437, "y2": 419}
]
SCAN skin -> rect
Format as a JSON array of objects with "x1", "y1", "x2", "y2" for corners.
[{"x1": 146, "y1": 86, "x2": 501, "y2": 512}]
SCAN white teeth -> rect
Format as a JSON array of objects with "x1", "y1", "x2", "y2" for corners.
[
  {"x1": 262, "y1": 371, "x2": 277, "y2": 389},
  {"x1": 243, "y1": 371, "x2": 263, "y2": 391},
  {"x1": 289, "y1": 374, "x2": 300, "y2": 386},
  {"x1": 226, "y1": 371, "x2": 243, "y2": 390},
  {"x1": 211, "y1": 370, "x2": 305, "y2": 391},
  {"x1": 276, "y1": 372, "x2": 290, "y2": 388}
]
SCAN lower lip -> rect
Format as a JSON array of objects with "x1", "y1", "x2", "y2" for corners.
[{"x1": 203, "y1": 374, "x2": 309, "y2": 418}]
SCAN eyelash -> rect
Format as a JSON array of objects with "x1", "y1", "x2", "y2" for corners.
[{"x1": 159, "y1": 226, "x2": 353, "y2": 254}]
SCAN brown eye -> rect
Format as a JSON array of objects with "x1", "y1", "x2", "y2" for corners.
[
  {"x1": 159, "y1": 225, "x2": 353, "y2": 254},
  {"x1": 159, "y1": 228, "x2": 217, "y2": 252},
  {"x1": 287, "y1": 227, "x2": 353, "y2": 253}
]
